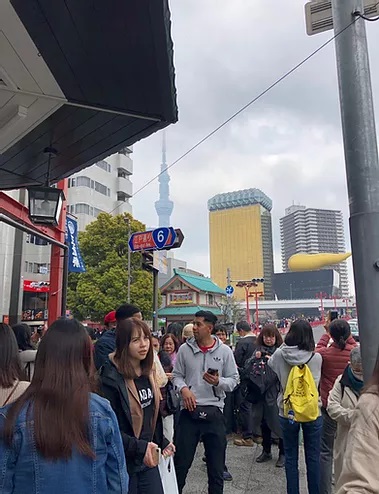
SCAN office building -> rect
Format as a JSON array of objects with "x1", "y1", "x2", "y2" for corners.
[
  {"x1": 280, "y1": 204, "x2": 349, "y2": 297},
  {"x1": 67, "y1": 148, "x2": 133, "y2": 231},
  {"x1": 272, "y1": 270, "x2": 340, "y2": 300},
  {"x1": 208, "y1": 188, "x2": 274, "y2": 300}
]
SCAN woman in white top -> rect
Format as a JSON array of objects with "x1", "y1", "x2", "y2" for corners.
[
  {"x1": 0, "y1": 323, "x2": 30, "y2": 407},
  {"x1": 12, "y1": 323, "x2": 37, "y2": 380}
]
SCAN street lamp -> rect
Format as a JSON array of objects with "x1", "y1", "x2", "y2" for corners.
[
  {"x1": 27, "y1": 147, "x2": 65, "y2": 227},
  {"x1": 236, "y1": 278, "x2": 264, "y2": 328},
  {"x1": 27, "y1": 186, "x2": 65, "y2": 226}
]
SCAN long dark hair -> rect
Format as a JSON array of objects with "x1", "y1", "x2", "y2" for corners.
[
  {"x1": 114, "y1": 318, "x2": 154, "y2": 379},
  {"x1": 285, "y1": 319, "x2": 315, "y2": 351},
  {"x1": 12, "y1": 323, "x2": 34, "y2": 351},
  {"x1": 257, "y1": 324, "x2": 283, "y2": 348},
  {"x1": 0, "y1": 323, "x2": 24, "y2": 388},
  {"x1": 166, "y1": 322, "x2": 183, "y2": 341},
  {"x1": 329, "y1": 319, "x2": 351, "y2": 350},
  {"x1": 4, "y1": 319, "x2": 96, "y2": 460}
]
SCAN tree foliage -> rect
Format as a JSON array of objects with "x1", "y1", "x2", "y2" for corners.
[
  {"x1": 216, "y1": 296, "x2": 245, "y2": 325},
  {"x1": 67, "y1": 213, "x2": 154, "y2": 322}
]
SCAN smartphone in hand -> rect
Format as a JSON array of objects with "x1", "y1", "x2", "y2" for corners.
[
  {"x1": 207, "y1": 368, "x2": 219, "y2": 376},
  {"x1": 152, "y1": 447, "x2": 161, "y2": 465}
]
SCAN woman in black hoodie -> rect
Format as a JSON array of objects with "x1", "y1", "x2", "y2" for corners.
[
  {"x1": 252, "y1": 324, "x2": 284, "y2": 467},
  {"x1": 98, "y1": 318, "x2": 175, "y2": 494}
]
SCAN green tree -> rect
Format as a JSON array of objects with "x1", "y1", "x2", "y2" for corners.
[{"x1": 67, "y1": 213, "x2": 154, "y2": 322}]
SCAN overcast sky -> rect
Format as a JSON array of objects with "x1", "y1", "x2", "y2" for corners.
[{"x1": 130, "y1": 0, "x2": 379, "y2": 293}]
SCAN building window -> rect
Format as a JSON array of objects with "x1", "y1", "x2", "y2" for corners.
[
  {"x1": 96, "y1": 161, "x2": 111, "y2": 172},
  {"x1": 30, "y1": 263, "x2": 49, "y2": 274},
  {"x1": 72, "y1": 203, "x2": 105, "y2": 217},
  {"x1": 69, "y1": 176, "x2": 110, "y2": 197},
  {"x1": 75, "y1": 203, "x2": 90, "y2": 215},
  {"x1": 118, "y1": 168, "x2": 131, "y2": 178},
  {"x1": 25, "y1": 234, "x2": 48, "y2": 246},
  {"x1": 76, "y1": 176, "x2": 91, "y2": 188},
  {"x1": 117, "y1": 191, "x2": 130, "y2": 202},
  {"x1": 95, "y1": 182, "x2": 109, "y2": 196},
  {"x1": 207, "y1": 294, "x2": 214, "y2": 305}
]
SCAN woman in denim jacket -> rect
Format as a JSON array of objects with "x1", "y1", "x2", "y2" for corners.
[{"x1": 0, "y1": 318, "x2": 128, "y2": 494}]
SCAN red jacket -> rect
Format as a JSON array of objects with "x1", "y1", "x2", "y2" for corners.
[{"x1": 316, "y1": 333, "x2": 357, "y2": 408}]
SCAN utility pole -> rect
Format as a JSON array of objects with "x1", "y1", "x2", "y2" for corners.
[
  {"x1": 153, "y1": 269, "x2": 159, "y2": 333},
  {"x1": 226, "y1": 268, "x2": 231, "y2": 323},
  {"x1": 124, "y1": 217, "x2": 131, "y2": 303},
  {"x1": 127, "y1": 222, "x2": 131, "y2": 303},
  {"x1": 332, "y1": 0, "x2": 379, "y2": 380}
]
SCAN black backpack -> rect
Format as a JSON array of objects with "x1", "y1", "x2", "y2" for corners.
[
  {"x1": 165, "y1": 381, "x2": 180, "y2": 414},
  {"x1": 241, "y1": 355, "x2": 278, "y2": 404}
]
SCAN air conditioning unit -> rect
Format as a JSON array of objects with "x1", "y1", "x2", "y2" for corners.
[{"x1": 305, "y1": 0, "x2": 379, "y2": 35}]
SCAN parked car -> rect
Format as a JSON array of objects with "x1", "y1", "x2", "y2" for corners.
[{"x1": 349, "y1": 318, "x2": 359, "y2": 342}]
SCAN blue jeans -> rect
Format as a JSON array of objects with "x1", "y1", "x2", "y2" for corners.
[{"x1": 280, "y1": 416, "x2": 323, "y2": 494}]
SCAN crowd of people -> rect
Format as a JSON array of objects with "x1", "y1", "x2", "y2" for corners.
[{"x1": 0, "y1": 306, "x2": 377, "y2": 494}]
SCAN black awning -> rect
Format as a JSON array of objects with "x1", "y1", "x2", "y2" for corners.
[{"x1": 0, "y1": 0, "x2": 177, "y2": 189}]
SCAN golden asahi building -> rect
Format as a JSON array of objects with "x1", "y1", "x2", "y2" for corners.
[{"x1": 208, "y1": 188, "x2": 274, "y2": 301}]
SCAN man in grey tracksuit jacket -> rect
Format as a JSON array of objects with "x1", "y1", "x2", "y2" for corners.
[{"x1": 173, "y1": 314, "x2": 239, "y2": 494}]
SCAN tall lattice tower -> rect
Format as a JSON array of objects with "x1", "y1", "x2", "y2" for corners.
[{"x1": 155, "y1": 132, "x2": 174, "y2": 227}]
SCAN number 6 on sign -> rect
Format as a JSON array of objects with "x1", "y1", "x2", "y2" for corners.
[{"x1": 153, "y1": 228, "x2": 169, "y2": 249}]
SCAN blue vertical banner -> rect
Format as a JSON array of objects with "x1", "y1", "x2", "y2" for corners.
[{"x1": 65, "y1": 217, "x2": 86, "y2": 273}]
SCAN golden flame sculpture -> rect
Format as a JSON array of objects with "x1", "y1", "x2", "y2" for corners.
[{"x1": 288, "y1": 252, "x2": 351, "y2": 272}]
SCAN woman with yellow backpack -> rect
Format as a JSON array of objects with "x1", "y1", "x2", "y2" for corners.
[{"x1": 269, "y1": 319, "x2": 323, "y2": 494}]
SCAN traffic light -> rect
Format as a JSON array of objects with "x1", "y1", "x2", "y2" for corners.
[
  {"x1": 141, "y1": 251, "x2": 154, "y2": 272},
  {"x1": 251, "y1": 278, "x2": 265, "y2": 284}
]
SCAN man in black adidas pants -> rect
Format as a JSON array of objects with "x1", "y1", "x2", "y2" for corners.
[
  {"x1": 176, "y1": 408, "x2": 227, "y2": 493},
  {"x1": 172, "y1": 311, "x2": 239, "y2": 494}
]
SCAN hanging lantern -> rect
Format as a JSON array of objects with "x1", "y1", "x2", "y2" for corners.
[{"x1": 27, "y1": 186, "x2": 65, "y2": 226}]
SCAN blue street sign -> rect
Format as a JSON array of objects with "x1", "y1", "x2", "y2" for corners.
[
  {"x1": 152, "y1": 227, "x2": 170, "y2": 249},
  {"x1": 129, "y1": 226, "x2": 177, "y2": 252},
  {"x1": 225, "y1": 285, "x2": 234, "y2": 296}
]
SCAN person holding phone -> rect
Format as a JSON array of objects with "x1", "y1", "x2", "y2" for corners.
[
  {"x1": 173, "y1": 311, "x2": 239, "y2": 494},
  {"x1": 98, "y1": 318, "x2": 174, "y2": 494}
]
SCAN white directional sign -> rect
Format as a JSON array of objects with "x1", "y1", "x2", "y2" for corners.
[{"x1": 305, "y1": 0, "x2": 379, "y2": 35}]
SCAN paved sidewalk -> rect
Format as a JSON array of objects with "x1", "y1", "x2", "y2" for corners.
[{"x1": 183, "y1": 435, "x2": 308, "y2": 494}]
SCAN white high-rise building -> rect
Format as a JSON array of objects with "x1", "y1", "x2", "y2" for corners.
[
  {"x1": 280, "y1": 205, "x2": 349, "y2": 297},
  {"x1": 67, "y1": 147, "x2": 133, "y2": 230},
  {"x1": 0, "y1": 149, "x2": 133, "y2": 323}
]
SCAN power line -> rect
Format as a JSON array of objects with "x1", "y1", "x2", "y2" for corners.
[
  {"x1": 354, "y1": 1, "x2": 379, "y2": 21},
  {"x1": 108, "y1": 16, "x2": 358, "y2": 215}
]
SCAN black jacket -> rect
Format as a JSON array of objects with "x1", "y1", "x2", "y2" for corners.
[
  {"x1": 94, "y1": 330, "x2": 116, "y2": 370},
  {"x1": 234, "y1": 334, "x2": 257, "y2": 370},
  {"x1": 98, "y1": 361, "x2": 168, "y2": 474}
]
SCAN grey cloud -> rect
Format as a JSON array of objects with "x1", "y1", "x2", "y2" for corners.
[{"x1": 130, "y1": 0, "x2": 378, "y2": 286}]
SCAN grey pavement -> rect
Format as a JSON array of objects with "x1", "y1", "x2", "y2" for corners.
[
  {"x1": 183, "y1": 325, "x2": 324, "y2": 494},
  {"x1": 183, "y1": 435, "x2": 308, "y2": 494}
]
